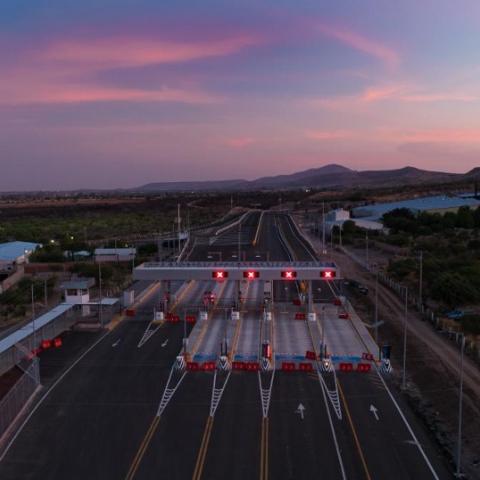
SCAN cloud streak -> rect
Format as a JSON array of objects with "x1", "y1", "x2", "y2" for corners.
[
  {"x1": 316, "y1": 24, "x2": 400, "y2": 68},
  {"x1": 42, "y1": 35, "x2": 260, "y2": 70}
]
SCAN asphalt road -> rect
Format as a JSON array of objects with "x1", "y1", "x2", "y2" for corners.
[{"x1": 0, "y1": 211, "x2": 453, "y2": 479}]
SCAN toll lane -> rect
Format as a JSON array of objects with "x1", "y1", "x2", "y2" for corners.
[{"x1": 268, "y1": 372, "x2": 345, "y2": 480}]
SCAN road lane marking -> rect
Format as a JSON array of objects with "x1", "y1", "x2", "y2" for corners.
[
  {"x1": 259, "y1": 417, "x2": 269, "y2": 480},
  {"x1": 0, "y1": 329, "x2": 111, "y2": 463},
  {"x1": 253, "y1": 211, "x2": 264, "y2": 246},
  {"x1": 161, "y1": 339, "x2": 169, "y2": 348},
  {"x1": 192, "y1": 415, "x2": 214, "y2": 480},
  {"x1": 370, "y1": 404, "x2": 379, "y2": 421},
  {"x1": 295, "y1": 403, "x2": 306, "y2": 420},
  {"x1": 338, "y1": 381, "x2": 372, "y2": 480},
  {"x1": 125, "y1": 415, "x2": 160, "y2": 480},
  {"x1": 190, "y1": 281, "x2": 228, "y2": 357},
  {"x1": 338, "y1": 294, "x2": 440, "y2": 479}
]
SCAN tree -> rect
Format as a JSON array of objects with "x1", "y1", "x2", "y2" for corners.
[
  {"x1": 430, "y1": 272, "x2": 478, "y2": 307},
  {"x1": 456, "y1": 206, "x2": 474, "y2": 229}
]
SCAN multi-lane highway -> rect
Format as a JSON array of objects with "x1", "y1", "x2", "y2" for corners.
[{"x1": 0, "y1": 211, "x2": 452, "y2": 479}]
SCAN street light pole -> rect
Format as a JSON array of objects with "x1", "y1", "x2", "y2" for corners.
[
  {"x1": 365, "y1": 230, "x2": 369, "y2": 268},
  {"x1": 402, "y1": 287, "x2": 408, "y2": 390},
  {"x1": 456, "y1": 334, "x2": 465, "y2": 478},
  {"x1": 419, "y1": 250, "x2": 423, "y2": 311},
  {"x1": 98, "y1": 262, "x2": 103, "y2": 328},
  {"x1": 322, "y1": 202, "x2": 326, "y2": 254},
  {"x1": 31, "y1": 283, "x2": 36, "y2": 355},
  {"x1": 374, "y1": 271, "x2": 379, "y2": 344}
]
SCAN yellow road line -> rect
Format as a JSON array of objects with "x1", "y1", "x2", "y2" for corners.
[
  {"x1": 192, "y1": 416, "x2": 214, "y2": 480},
  {"x1": 190, "y1": 281, "x2": 227, "y2": 357},
  {"x1": 259, "y1": 417, "x2": 269, "y2": 480},
  {"x1": 253, "y1": 211, "x2": 264, "y2": 246},
  {"x1": 337, "y1": 381, "x2": 372, "y2": 480},
  {"x1": 229, "y1": 282, "x2": 251, "y2": 360},
  {"x1": 125, "y1": 415, "x2": 160, "y2": 480},
  {"x1": 170, "y1": 280, "x2": 196, "y2": 313}
]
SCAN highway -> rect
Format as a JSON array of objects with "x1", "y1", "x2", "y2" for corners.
[{"x1": 0, "y1": 211, "x2": 452, "y2": 479}]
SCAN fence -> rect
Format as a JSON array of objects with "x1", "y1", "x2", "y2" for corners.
[{"x1": 0, "y1": 358, "x2": 40, "y2": 442}]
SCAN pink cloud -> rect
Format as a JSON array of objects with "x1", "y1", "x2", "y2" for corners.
[
  {"x1": 42, "y1": 35, "x2": 259, "y2": 69},
  {"x1": 317, "y1": 24, "x2": 400, "y2": 68},
  {"x1": 398, "y1": 128, "x2": 480, "y2": 143},
  {"x1": 225, "y1": 137, "x2": 255, "y2": 148},
  {"x1": 305, "y1": 130, "x2": 352, "y2": 140}
]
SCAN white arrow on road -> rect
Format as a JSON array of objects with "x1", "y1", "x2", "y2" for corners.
[
  {"x1": 370, "y1": 404, "x2": 379, "y2": 421},
  {"x1": 295, "y1": 403, "x2": 306, "y2": 420},
  {"x1": 112, "y1": 339, "x2": 121, "y2": 348},
  {"x1": 161, "y1": 339, "x2": 169, "y2": 348}
]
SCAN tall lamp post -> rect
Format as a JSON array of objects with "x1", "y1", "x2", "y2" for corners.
[
  {"x1": 455, "y1": 334, "x2": 465, "y2": 478},
  {"x1": 402, "y1": 287, "x2": 408, "y2": 390},
  {"x1": 98, "y1": 262, "x2": 103, "y2": 328}
]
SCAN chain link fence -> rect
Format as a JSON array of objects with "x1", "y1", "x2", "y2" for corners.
[{"x1": 0, "y1": 356, "x2": 40, "y2": 442}]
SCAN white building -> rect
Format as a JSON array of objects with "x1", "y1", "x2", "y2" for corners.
[
  {"x1": 94, "y1": 248, "x2": 136, "y2": 263},
  {"x1": 324, "y1": 209, "x2": 383, "y2": 233},
  {"x1": 60, "y1": 278, "x2": 95, "y2": 305}
]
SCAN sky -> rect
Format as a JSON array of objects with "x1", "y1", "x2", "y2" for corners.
[{"x1": 1, "y1": 0, "x2": 480, "y2": 191}]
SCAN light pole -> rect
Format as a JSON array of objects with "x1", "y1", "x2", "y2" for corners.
[
  {"x1": 31, "y1": 283, "x2": 36, "y2": 355},
  {"x1": 402, "y1": 287, "x2": 408, "y2": 390},
  {"x1": 98, "y1": 262, "x2": 103, "y2": 328},
  {"x1": 322, "y1": 202, "x2": 326, "y2": 255},
  {"x1": 365, "y1": 230, "x2": 369, "y2": 268},
  {"x1": 374, "y1": 271, "x2": 379, "y2": 344},
  {"x1": 455, "y1": 334, "x2": 465, "y2": 478},
  {"x1": 418, "y1": 250, "x2": 423, "y2": 311}
]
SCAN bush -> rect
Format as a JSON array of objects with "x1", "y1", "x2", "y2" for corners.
[{"x1": 430, "y1": 273, "x2": 479, "y2": 307}]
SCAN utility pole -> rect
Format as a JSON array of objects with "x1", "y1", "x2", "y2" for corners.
[
  {"x1": 322, "y1": 202, "x2": 326, "y2": 255},
  {"x1": 177, "y1": 203, "x2": 181, "y2": 255},
  {"x1": 374, "y1": 271, "x2": 379, "y2": 344},
  {"x1": 237, "y1": 221, "x2": 241, "y2": 262},
  {"x1": 31, "y1": 283, "x2": 36, "y2": 355},
  {"x1": 402, "y1": 287, "x2": 408, "y2": 390},
  {"x1": 419, "y1": 250, "x2": 423, "y2": 311},
  {"x1": 456, "y1": 334, "x2": 465, "y2": 478},
  {"x1": 365, "y1": 230, "x2": 369, "y2": 268},
  {"x1": 98, "y1": 262, "x2": 103, "y2": 328}
]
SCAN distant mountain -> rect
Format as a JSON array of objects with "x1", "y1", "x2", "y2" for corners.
[
  {"x1": 137, "y1": 179, "x2": 246, "y2": 192},
  {"x1": 134, "y1": 164, "x2": 469, "y2": 192}
]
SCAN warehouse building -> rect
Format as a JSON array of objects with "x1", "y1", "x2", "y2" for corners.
[
  {"x1": 352, "y1": 195, "x2": 480, "y2": 221},
  {"x1": 0, "y1": 241, "x2": 41, "y2": 269}
]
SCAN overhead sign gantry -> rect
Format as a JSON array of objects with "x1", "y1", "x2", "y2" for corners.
[{"x1": 133, "y1": 261, "x2": 340, "y2": 281}]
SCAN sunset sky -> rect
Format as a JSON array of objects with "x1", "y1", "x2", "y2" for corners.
[{"x1": 1, "y1": 0, "x2": 480, "y2": 190}]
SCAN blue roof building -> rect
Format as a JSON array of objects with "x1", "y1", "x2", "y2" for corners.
[
  {"x1": 0, "y1": 241, "x2": 41, "y2": 264},
  {"x1": 352, "y1": 195, "x2": 480, "y2": 221}
]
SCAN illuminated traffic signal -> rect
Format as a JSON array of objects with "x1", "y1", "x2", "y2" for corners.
[
  {"x1": 320, "y1": 270, "x2": 335, "y2": 279},
  {"x1": 281, "y1": 270, "x2": 297, "y2": 280},
  {"x1": 212, "y1": 271, "x2": 228, "y2": 280},
  {"x1": 243, "y1": 270, "x2": 260, "y2": 280}
]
